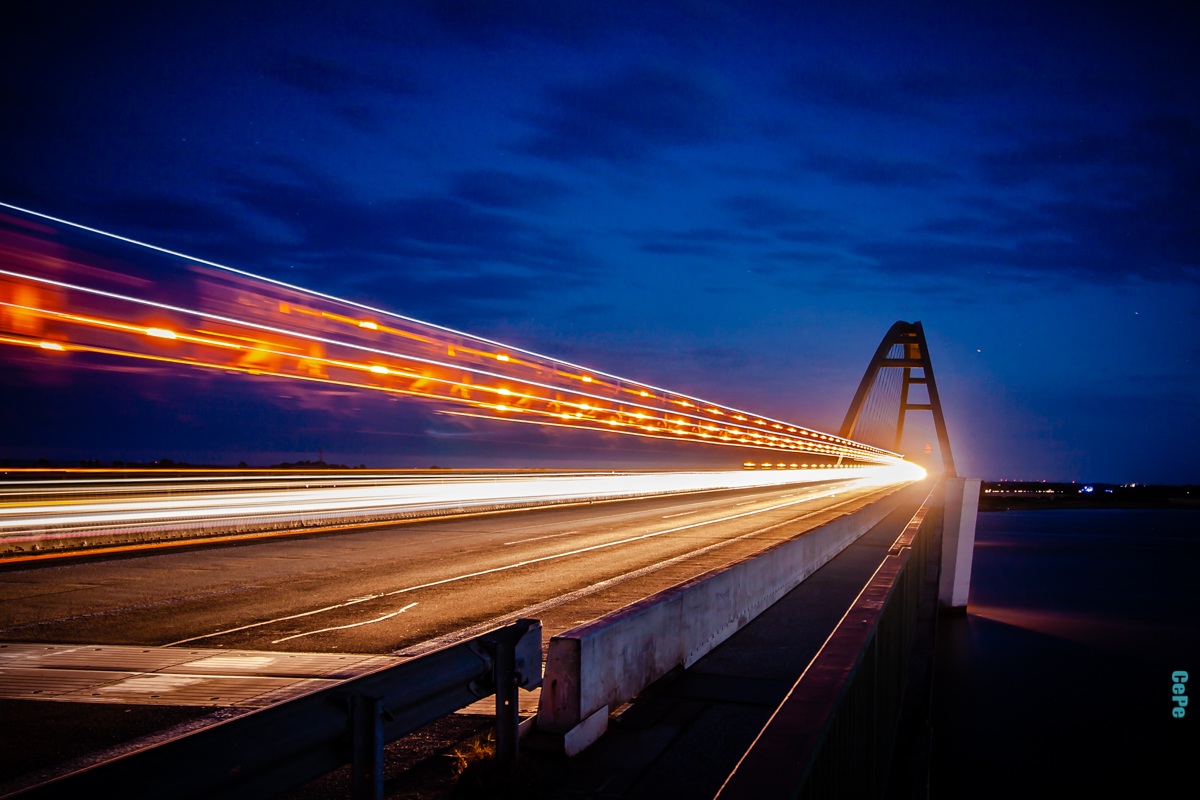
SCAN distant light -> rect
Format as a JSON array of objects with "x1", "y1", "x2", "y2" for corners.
[
  {"x1": 640, "y1": 391, "x2": 650, "y2": 396},
  {"x1": 359, "y1": 321, "x2": 378, "y2": 330},
  {"x1": 1082, "y1": 485, "x2": 1094, "y2": 493},
  {"x1": 581, "y1": 376, "x2": 593, "y2": 382},
  {"x1": 369, "y1": 366, "x2": 389, "y2": 374},
  {"x1": 39, "y1": 341, "x2": 64, "y2": 351},
  {"x1": 496, "y1": 354, "x2": 510, "y2": 361},
  {"x1": 497, "y1": 388, "x2": 511, "y2": 395},
  {"x1": 146, "y1": 328, "x2": 177, "y2": 339}
]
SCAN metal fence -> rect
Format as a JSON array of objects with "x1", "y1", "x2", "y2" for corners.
[
  {"x1": 715, "y1": 489, "x2": 940, "y2": 800},
  {"x1": 8, "y1": 619, "x2": 542, "y2": 800}
]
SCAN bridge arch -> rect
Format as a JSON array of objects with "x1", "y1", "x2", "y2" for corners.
[{"x1": 840, "y1": 320, "x2": 956, "y2": 476}]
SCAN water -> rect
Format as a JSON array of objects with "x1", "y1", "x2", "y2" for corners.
[{"x1": 931, "y1": 509, "x2": 1199, "y2": 798}]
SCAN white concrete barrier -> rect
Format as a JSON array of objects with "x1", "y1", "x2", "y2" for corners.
[
  {"x1": 939, "y1": 477, "x2": 981, "y2": 610},
  {"x1": 536, "y1": 481, "x2": 922, "y2": 752}
]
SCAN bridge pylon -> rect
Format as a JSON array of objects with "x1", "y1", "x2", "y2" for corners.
[
  {"x1": 843, "y1": 321, "x2": 977, "y2": 611},
  {"x1": 840, "y1": 320, "x2": 956, "y2": 476}
]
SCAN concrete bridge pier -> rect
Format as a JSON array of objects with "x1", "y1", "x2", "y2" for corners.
[{"x1": 939, "y1": 477, "x2": 981, "y2": 611}]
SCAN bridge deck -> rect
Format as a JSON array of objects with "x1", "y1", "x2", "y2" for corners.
[
  {"x1": 0, "y1": 478, "x2": 907, "y2": 793},
  {"x1": 520, "y1": 481, "x2": 932, "y2": 800}
]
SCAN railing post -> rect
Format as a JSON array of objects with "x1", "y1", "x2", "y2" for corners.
[
  {"x1": 477, "y1": 618, "x2": 539, "y2": 772},
  {"x1": 350, "y1": 695, "x2": 384, "y2": 800},
  {"x1": 495, "y1": 635, "x2": 519, "y2": 770}
]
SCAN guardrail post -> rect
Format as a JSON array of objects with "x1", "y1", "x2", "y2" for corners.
[
  {"x1": 495, "y1": 633, "x2": 519, "y2": 770},
  {"x1": 351, "y1": 695, "x2": 384, "y2": 800},
  {"x1": 478, "y1": 618, "x2": 539, "y2": 771}
]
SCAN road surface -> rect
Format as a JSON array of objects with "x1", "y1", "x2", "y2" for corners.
[{"x1": 0, "y1": 476, "x2": 906, "y2": 655}]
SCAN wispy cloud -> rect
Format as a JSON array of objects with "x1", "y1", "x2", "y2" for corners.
[{"x1": 520, "y1": 67, "x2": 727, "y2": 164}]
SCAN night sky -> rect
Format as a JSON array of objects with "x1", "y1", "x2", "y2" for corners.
[{"x1": 2, "y1": 2, "x2": 1198, "y2": 482}]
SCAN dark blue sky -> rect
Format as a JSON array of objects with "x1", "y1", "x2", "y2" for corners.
[{"x1": 2, "y1": 2, "x2": 1198, "y2": 482}]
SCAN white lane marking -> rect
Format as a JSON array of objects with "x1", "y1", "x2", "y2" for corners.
[
  {"x1": 166, "y1": 595, "x2": 384, "y2": 646},
  {"x1": 512, "y1": 487, "x2": 821, "y2": 540},
  {"x1": 395, "y1": 492, "x2": 875, "y2": 658},
  {"x1": 434, "y1": 485, "x2": 801, "y2": 537},
  {"x1": 504, "y1": 530, "x2": 578, "y2": 546},
  {"x1": 271, "y1": 603, "x2": 419, "y2": 644},
  {"x1": 169, "y1": 484, "x2": 872, "y2": 646}
]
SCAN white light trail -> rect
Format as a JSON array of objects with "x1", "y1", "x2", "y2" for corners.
[{"x1": 0, "y1": 466, "x2": 924, "y2": 544}]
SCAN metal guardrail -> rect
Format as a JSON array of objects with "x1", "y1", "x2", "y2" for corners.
[
  {"x1": 8, "y1": 619, "x2": 542, "y2": 800},
  {"x1": 715, "y1": 486, "x2": 939, "y2": 800}
]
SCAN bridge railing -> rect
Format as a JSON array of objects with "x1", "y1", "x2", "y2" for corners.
[
  {"x1": 9, "y1": 620, "x2": 542, "y2": 800},
  {"x1": 715, "y1": 487, "x2": 940, "y2": 799}
]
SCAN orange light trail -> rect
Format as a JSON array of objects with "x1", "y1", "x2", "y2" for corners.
[{"x1": 0, "y1": 203, "x2": 907, "y2": 465}]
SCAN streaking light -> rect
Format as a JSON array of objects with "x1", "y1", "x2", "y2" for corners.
[
  {"x1": 0, "y1": 465, "x2": 924, "y2": 547},
  {"x1": 0, "y1": 202, "x2": 906, "y2": 466}
]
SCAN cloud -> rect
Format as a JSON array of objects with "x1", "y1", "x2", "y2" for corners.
[
  {"x1": 331, "y1": 105, "x2": 390, "y2": 134},
  {"x1": 451, "y1": 170, "x2": 570, "y2": 209},
  {"x1": 632, "y1": 226, "x2": 764, "y2": 258},
  {"x1": 520, "y1": 67, "x2": 727, "y2": 163},
  {"x1": 407, "y1": 0, "x2": 619, "y2": 47},
  {"x1": 900, "y1": 116, "x2": 1200, "y2": 283},
  {"x1": 799, "y1": 153, "x2": 957, "y2": 187},
  {"x1": 262, "y1": 53, "x2": 419, "y2": 99},
  {"x1": 214, "y1": 161, "x2": 589, "y2": 272},
  {"x1": 782, "y1": 68, "x2": 990, "y2": 117},
  {"x1": 95, "y1": 164, "x2": 598, "y2": 322},
  {"x1": 99, "y1": 195, "x2": 251, "y2": 242},
  {"x1": 720, "y1": 195, "x2": 838, "y2": 243},
  {"x1": 977, "y1": 133, "x2": 1126, "y2": 188}
]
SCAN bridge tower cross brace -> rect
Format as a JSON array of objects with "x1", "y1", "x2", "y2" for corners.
[{"x1": 839, "y1": 320, "x2": 956, "y2": 477}]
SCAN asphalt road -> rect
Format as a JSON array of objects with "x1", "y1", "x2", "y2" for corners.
[{"x1": 0, "y1": 476, "x2": 904, "y2": 655}]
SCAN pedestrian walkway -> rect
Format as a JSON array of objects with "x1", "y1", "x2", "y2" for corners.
[{"x1": 0, "y1": 642, "x2": 395, "y2": 707}]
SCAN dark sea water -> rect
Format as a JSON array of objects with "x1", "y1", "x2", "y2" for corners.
[{"x1": 930, "y1": 509, "x2": 1199, "y2": 798}]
